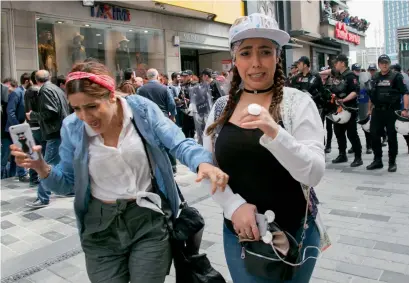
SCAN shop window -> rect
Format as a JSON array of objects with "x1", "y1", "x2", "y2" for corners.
[{"x1": 36, "y1": 17, "x2": 165, "y2": 83}]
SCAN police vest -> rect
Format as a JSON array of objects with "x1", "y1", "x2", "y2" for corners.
[
  {"x1": 371, "y1": 72, "x2": 401, "y2": 105},
  {"x1": 330, "y1": 70, "x2": 353, "y2": 98},
  {"x1": 294, "y1": 72, "x2": 319, "y2": 95}
]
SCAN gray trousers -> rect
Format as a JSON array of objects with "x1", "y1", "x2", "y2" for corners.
[{"x1": 81, "y1": 198, "x2": 172, "y2": 283}]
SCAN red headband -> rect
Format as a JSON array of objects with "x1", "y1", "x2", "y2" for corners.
[{"x1": 66, "y1": 71, "x2": 116, "y2": 94}]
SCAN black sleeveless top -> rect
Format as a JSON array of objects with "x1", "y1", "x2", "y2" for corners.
[{"x1": 215, "y1": 122, "x2": 306, "y2": 235}]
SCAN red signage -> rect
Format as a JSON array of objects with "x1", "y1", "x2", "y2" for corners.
[
  {"x1": 335, "y1": 22, "x2": 360, "y2": 45},
  {"x1": 91, "y1": 3, "x2": 131, "y2": 22}
]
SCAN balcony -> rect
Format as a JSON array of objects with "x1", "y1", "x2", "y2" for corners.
[
  {"x1": 319, "y1": 0, "x2": 367, "y2": 46},
  {"x1": 321, "y1": 1, "x2": 369, "y2": 34}
]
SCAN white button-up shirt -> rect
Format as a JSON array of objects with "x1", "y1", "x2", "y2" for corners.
[{"x1": 86, "y1": 97, "x2": 151, "y2": 201}]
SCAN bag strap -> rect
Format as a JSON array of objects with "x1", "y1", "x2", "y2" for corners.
[{"x1": 129, "y1": 117, "x2": 185, "y2": 203}]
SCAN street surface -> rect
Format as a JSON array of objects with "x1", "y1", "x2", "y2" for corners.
[{"x1": 1, "y1": 132, "x2": 409, "y2": 283}]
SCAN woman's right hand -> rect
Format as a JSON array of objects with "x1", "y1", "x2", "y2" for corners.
[
  {"x1": 231, "y1": 203, "x2": 260, "y2": 241},
  {"x1": 10, "y1": 145, "x2": 49, "y2": 178}
]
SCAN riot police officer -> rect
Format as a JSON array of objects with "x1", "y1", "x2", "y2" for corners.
[
  {"x1": 330, "y1": 54, "x2": 363, "y2": 167},
  {"x1": 366, "y1": 55, "x2": 409, "y2": 172},
  {"x1": 292, "y1": 56, "x2": 326, "y2": 122}
]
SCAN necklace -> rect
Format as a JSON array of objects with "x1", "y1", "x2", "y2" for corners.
[{"x1": 243, "y1": 84, "x2": 274, "y2": 94}]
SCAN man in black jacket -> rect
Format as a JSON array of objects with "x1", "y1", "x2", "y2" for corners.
[
  {"x1": 201, "y1": 68, "x2": 223, "y2": 102},
  {"x1": 24, "y1": 71, "x2": 46, "y2": 187},
  {"x1": 25, "y1": 70, "x2": 72, "y2": 208}
]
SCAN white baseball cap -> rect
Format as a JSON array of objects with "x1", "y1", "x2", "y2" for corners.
[{"x1": 229, "y1": 13, "x2": 290, "y2": 48}]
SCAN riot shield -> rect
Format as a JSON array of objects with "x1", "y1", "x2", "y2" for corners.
[{"x1": 189, "y1": 83, "x2": 213, "y2": 145}]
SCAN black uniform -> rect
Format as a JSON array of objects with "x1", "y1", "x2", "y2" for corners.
[
  {"x1": 368, "y1": 70, "x2": 408, "y2": 163},
  {"x1": 179, "y1": 81, "x2": 197, "y2": 138},
  {"x1": 330, "y1": 69, "x2": 362, "y2": 161},
  {"x1": 291, "y1": 71, "x2": 326, "y2": 123}
]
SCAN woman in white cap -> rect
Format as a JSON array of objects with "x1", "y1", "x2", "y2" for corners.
[{"x1": 204, "y1": 13, "x2": 329, "y2": 282}]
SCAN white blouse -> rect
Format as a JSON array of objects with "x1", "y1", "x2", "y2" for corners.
[
  {"x1": 86, "y1": 97, "x2": 152, "y2": 201},
  {"x1": 203, "y1": 87, "x2": 326, "y2": 220}
]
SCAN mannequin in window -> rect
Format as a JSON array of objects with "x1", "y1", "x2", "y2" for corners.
[
  {"x1": 38, "y1": 30, "x2": 57, "y2": 77},
  {"x1": 72, "y1": 33, "x2": 86, "y2": 64},
  {"x1": 115, "y1": 36, "x2": 131, "y2": 80}
]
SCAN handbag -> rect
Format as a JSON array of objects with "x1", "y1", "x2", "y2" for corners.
[
  {"x1": 130, "y1": 117, "x2": 226, "y2": 283},
  {"x1": 239, "y1": 190, "x2": 318, "y2": 281}
]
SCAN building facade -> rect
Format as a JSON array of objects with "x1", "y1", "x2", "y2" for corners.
[
  {"x1": 355, "y1": 47, "x2": 385, "y2": 69},
  {"x1": 0, "y1": 0, "x2": 244, "y2": 80},
  {"x1": 244, "y1": 0, "x2": 367, "y2": 74},
  {"x1": 397, "y1": 26, "x2": 409, "y2": 71},
  {"x1": 383, "y1": 0, "x2": 409, "y2": 56}
]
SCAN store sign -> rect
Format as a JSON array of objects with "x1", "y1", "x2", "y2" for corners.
[
  {"x1": 90, "y1": 3, "x2": 131, "y2": 22},
  {"x1": 335, "y1": 22, "x2": 360, "y2": 45},
  {"x1": 180, "y1": 32, "x2": 206, "y2": 44},
  {"x1": 222, "y1": 60, "x2": 232, "y2": 72}
]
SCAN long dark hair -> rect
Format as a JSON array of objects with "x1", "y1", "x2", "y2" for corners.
[{"x1": 206, "y1": 58, "x2": 286, "y2": 137}]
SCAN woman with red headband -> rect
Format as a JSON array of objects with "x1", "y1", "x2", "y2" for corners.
[{"x1": 10, "y1": 62, "x2": 228, "y2": 283}]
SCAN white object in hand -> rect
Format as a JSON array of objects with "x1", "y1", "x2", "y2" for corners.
[
  {"x1": 265, "y1": 210, "x2": 275, "y2": 223},
  {"x1": 248, "y1": 103, "x2": 262, "y2": 116},
  {"x1": 262, "y1": 231, "x2": 273, "y2": 244}
]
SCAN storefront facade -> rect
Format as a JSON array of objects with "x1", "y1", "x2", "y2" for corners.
[
  {"x1": 289, "y1": 0, "x2": 366, "y2": 70},
  {"x1": 1, "y1": 1, "x2": 240, "y2": 80}
]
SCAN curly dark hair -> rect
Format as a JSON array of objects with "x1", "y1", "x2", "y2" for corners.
[{"x1": 206, "y1": 58, "x2": 286, "y2": 137}]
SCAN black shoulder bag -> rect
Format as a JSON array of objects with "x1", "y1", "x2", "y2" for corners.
[{"x1": 129, "y1": 117, "x2": 226, "y2": 283}]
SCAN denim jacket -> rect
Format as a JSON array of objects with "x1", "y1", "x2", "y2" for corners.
[{"x1": 41, "y1": 95, "x2": 213, "y2": 235}]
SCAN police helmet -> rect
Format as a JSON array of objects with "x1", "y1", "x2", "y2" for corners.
[
  {"x1": 395, "y1": 111, "x2": 409, "y2": 135},
  {"x1": 327, "y1": 108, "x2": 351, "y2": 124},
  {"x1": 367, "y1": 63, "x2": 377, "y2": 71},
  {"x1": 357, "y1": 115, "x2": 371, "y2": 132},
  {"x1": 352, "y1": 63, "x2": 361, "y2": 71}
]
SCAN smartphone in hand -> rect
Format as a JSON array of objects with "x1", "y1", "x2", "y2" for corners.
[{"x1": 9, "y1": 123, "x2": 40, "y2": 160}]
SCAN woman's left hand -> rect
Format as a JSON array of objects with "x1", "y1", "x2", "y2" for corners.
[
  {"x1": 239, "y1": 105, "x2": 280, "y2": 139},
  {"x1": 196, "y1": 163, "x2": 229, "y2": 194}
]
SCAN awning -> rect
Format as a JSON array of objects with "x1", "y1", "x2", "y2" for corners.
[
  {"x1": 289, "y1": 30, "x2": 322, "y2": 41},
  {"x1": 283, "y1": 42, "x2": 304, "y2": 49},
  {"x1": 317, "y1": 36, "x2": 353, "y2": 47}
]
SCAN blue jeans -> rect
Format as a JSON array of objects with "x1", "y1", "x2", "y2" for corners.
[
  {"x1": 223, "y1": 216, "x2": 320, "y2": 283},
  {"x1": 1, "y1": 137, "x2": 26, "y2": 179},
  {"x1": 37, "y1": 138, "x2": 61, "y2": 204}
]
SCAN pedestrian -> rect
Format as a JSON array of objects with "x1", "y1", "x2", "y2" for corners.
[
  {"x1": 180, "y1": 70, "x2": 197, "y2": 138},
  {"x1": 11, "y1": 61, "x2": 229, "y2": 283},
  {"x1": 138, "y1": 68, "x2": 178, "y2": 173},
  {"x1": 201, "y1": 68, "x2": 223, "y2": 102},
  {"x1": 204, "y1": 13, "x2": 329, "y2": 283},
  {"x1": 24, "y1": 70, "x2": 46, "y2": 187},
  {"x1": 329, "y1": 54, "x2": 363, "y2": 167},
  {"x1": 366, "y1": 55, "x2": 409, "y2": 172},
  {"x1": 1, "y1": 78, "x2": 19, "y2": 179},
  {"x1": 5, "y1": 74, "x2": 31, "y2": 181},
  {"x1": 25, "y1": 70, "x2": 72, "y2": 207}
]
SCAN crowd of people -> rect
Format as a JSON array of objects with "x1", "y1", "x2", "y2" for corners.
[
  {"x1": 1, "y1": 11, "x2": 409, "y2": 283},
  {"x1": 286, "y1": 54, "x2": 409, "y2": 172},
  {"x1": 322, "y1": 1, "x2": 370, "y2": 32}
]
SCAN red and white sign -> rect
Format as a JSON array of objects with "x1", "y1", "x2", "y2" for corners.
[
  {"x1": 222, "y1": 60, "x2": 232, "y2": 72},
  {"x1": 335, "y1": 22, "x2": 360, "y2": 45}
]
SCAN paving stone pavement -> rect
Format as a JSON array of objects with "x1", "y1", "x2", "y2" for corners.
[{"x1": 1, "y1": 132, "x2": 409, "y2": 283}]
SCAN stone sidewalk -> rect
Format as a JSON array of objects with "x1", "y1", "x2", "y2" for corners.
[{"x1": 1, "y1": 133, "x2": 409, "y2": 283}]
